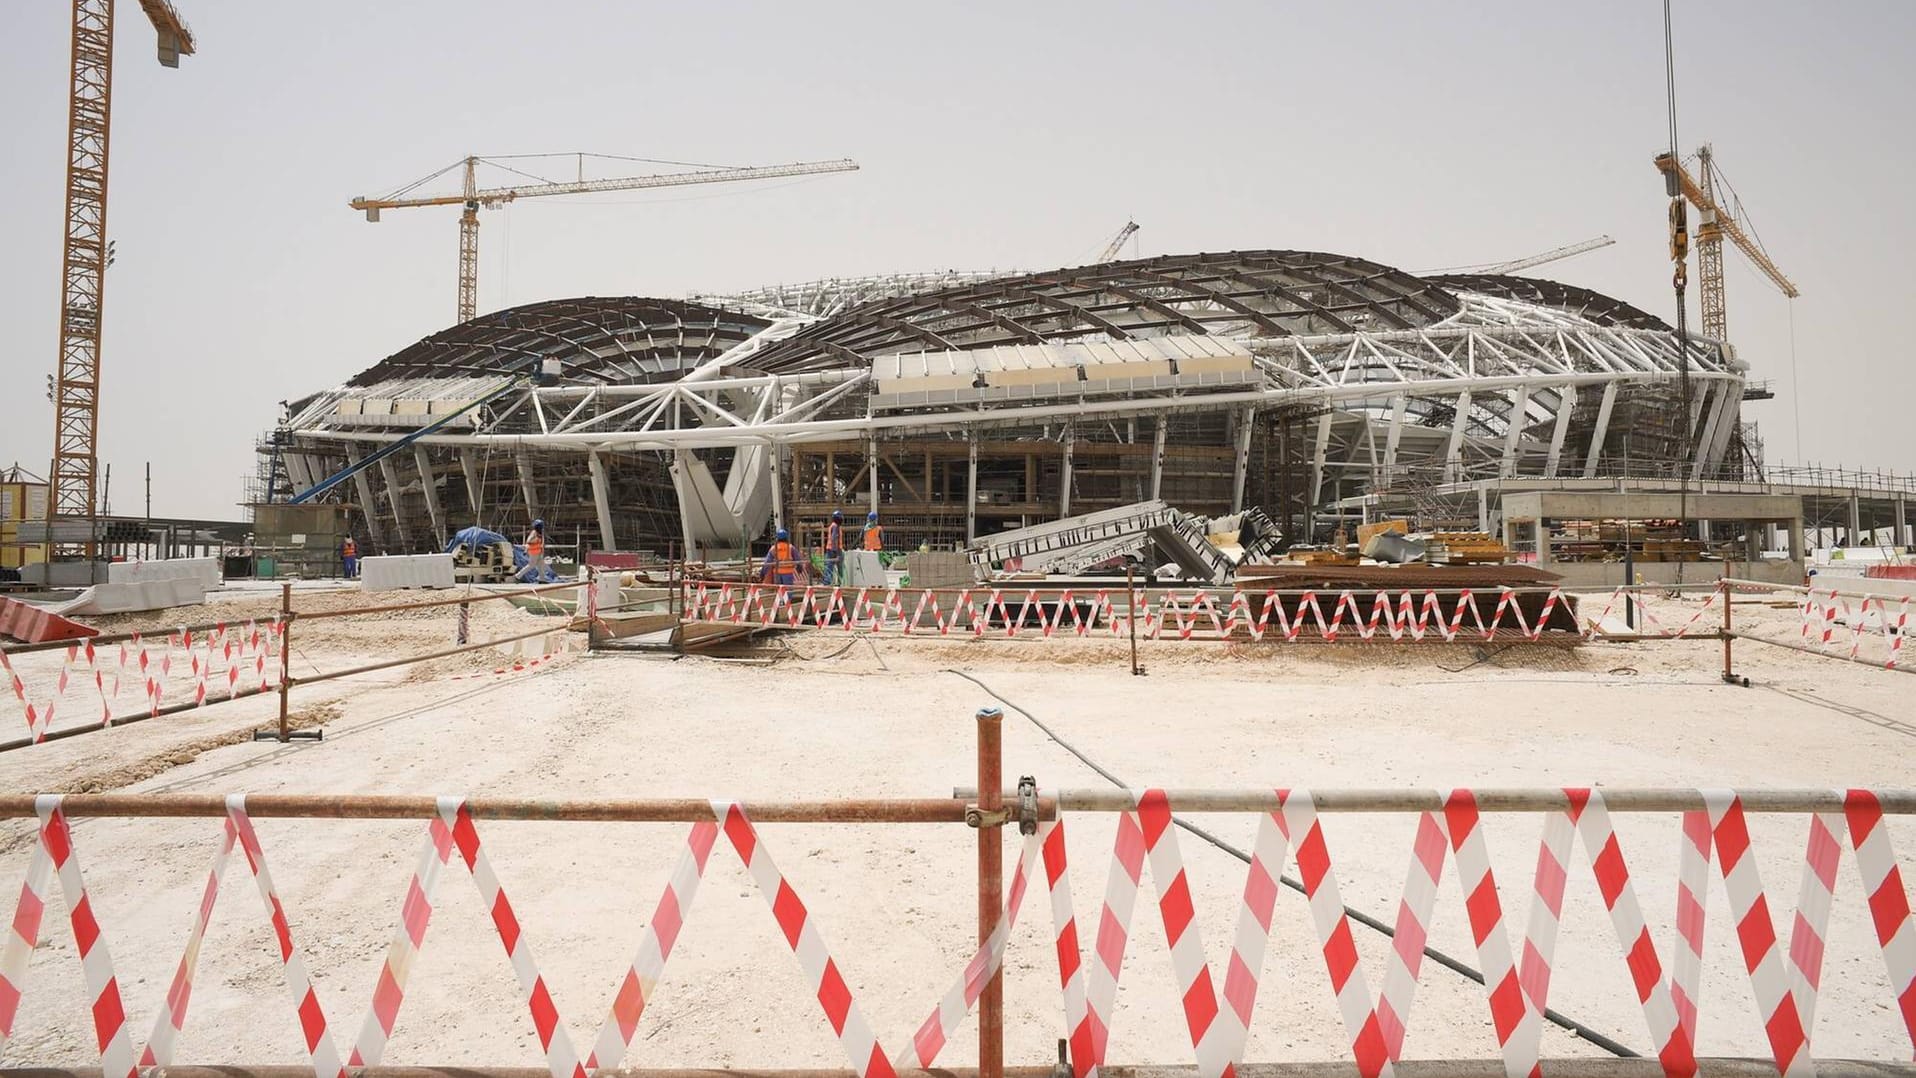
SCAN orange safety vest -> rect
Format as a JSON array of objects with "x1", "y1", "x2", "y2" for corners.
[
  {"x1": 769, "y1": 540, "x2": 798, "y2": 575},
  {"x1": 342, "y1": 538, "x2": 356, "y2": 557},
  {"x1": 863, "y1": 524, "x2": 883, "y2": 551},
  {"x1": 527, "y1": 532, "x2": 545, "y2": 556},
  {"x1": 826, "y1": 521, "x2": 843, "y2": 553}
]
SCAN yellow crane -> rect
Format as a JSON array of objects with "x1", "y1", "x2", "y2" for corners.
[
  {"x1": 45, "y1": 0, "x2": 195, "y2": 569},
  {"x1": 1654, "y1": 144, "x2": 1800, "y2": 347},
  {"x1": 1095, "y1": 220, "x2": 1139, "y2": 263},
  {"x1": 350, "y1": 155, "x2": 860, "y2": 323}
]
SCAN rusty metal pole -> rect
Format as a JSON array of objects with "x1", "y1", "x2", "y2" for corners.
[
  {"x1": 1720, "y1": 576, "x2": 1740, "y2": 685},
  {"x1": 1127, "y1": 565, "x2": 1142, "y2": 676},
  {"x1": 276, "y1": 582, "x2": 292, "y2": 742},
  {"x1": 976, "y1": 706, "x2": 1004, "y2": 1078}
]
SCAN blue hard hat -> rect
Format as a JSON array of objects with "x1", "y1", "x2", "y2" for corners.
[
  {"x1": 531, "y1": 519, "x2": 544, "y2": 529},
  {"x1": 832, "y1": 509, "x2": 843, "y2": 519},
  {"x1": 867, "y1": 511, "x2": 879, "y2": 521},
  {"x1": 776, "y1": 528, "x2": 789, "y2": 540}
]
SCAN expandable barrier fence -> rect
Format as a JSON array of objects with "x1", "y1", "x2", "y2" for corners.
[
  {"x1": 674, "y1": 577, "x2": 1910, "y2": 668},
  {"x1": 1, "y1": 778, "x2": 1912, "y2": 1077},
  {"x1": 0, "y1": 581, "x2": 584, "y2": 751}
]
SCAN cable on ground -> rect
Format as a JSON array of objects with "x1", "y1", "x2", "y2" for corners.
[{"x1": 943, "y1": 667, "x2": 1638, "y2": 1060}]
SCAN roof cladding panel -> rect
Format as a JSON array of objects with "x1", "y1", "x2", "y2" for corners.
[
  {"x1": 347, "y1": 297, "x2": 770, "y2": 387},
  {"x1": 1425, "y1": 274, "x2": 1672, "y2": 331},
  {"x1": 745, "y1": 251, "x2": 1463, "y2": 374}
]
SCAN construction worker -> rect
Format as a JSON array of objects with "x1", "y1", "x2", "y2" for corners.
[
  {"x1": 760, "y1": 528, "x2": 799, "y2": 586},
  {"x1": 824, "y1": 510, "x2": 845, "y2": 585},
  {"x1": 862, "y1": 510, "x2": 884, "y2": 552},
  {"x1": 524, "y1": 519, "x2": 547, "y2": 580},
  {"x1": 341, "y1": 536, "x2": 358, "y2": 579}
]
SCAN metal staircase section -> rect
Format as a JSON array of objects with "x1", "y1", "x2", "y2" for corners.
[{"x1": 966, "y1": 500, "x2": 1178, "y2": 568}]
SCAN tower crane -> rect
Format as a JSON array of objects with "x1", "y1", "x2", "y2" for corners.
[
  {"x1": 1095, "y1": 220, "x2": 1139, "y2": 263},
  {"x1": 1654, "y1": 144, "x2": 1800, "y2": 346},
  {"x1": 349, "y1": 155, "x2": 860, "y2": 323},
  {"x1": 1421, "y1": 235, "x2": 1615, "y2": 276},
  {"x1": 45, "y1": 0, "x2": 196, "y2": 571}
]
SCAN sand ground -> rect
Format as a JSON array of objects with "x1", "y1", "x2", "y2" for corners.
[{"x1": 0, "y1": 588, "x2": 1911, "y2": 1069}]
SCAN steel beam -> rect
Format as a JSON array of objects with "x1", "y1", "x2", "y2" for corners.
[
  {"x1": 1231, "y1": 407, "x2": 1255, "y2": 513},
  {"x1": 459, "y1": 450, "x2": 482, "y2": 514},
  {"x1": 966, "y1": 435, "x2": 978, "y2": 543},
  {"x1": 1544, "y1": 385, "x2": 1577, "y2": 478},
  {"x1": 1581, "y1": 382, "x2": 1618, "y2": 479},
  {"x1": 346, "y1": 446, "x2": 387, "y2": 551},
  {"x1": 514, "y1": 448, "x2": 540, "y2": 525},
  {"x1": 1381, "y1": 396, "x2": 1407, "y2": 481},
  {"x1": 1059, "y1": 425, "x2": 1075, "y2": 517},
  {"x1": 1150, "y1": 418, "x2": 1168, "y2": 502},
  {"x1": 586, "y1": 451, "x2": 616, "y2": 553},
  {"x1": 412, "y1": 445, "x2": 446, "y2": 547},
  {"x1": 1443, "y1": 391, "x2": 1471, "y2": 480},
  {"x1": 376, "y1": 455, "x2": 413, "y2": 551},
  {"x1": 769, "y1": 440, "x2": 786, "y2": 533},
  {"x1": 1499, "y1": 385, "x2": 1529, "y2": 477}
]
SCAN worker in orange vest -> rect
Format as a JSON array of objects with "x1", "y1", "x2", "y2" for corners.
[
  {"x1": 524, "y1": 519, "x2": 547, "y2": 580},
  {"x1": 760, "y1": 528, "x2": 799, "y2": 586},
  {"x1": 341, "y1": 536, "x2": 358, "y2": 579},
  {"x1": 862, "y1": 510, "x2": 884, "y2": 552},
  {"x1": 824, "y1": 510, "x2": 845, "y2": 585}
]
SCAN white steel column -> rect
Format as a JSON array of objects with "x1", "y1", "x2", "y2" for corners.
[
  {"x1": 1382, "y1": 395, "x2": 1407, "y2": 479},
  {"x1": 1231, "y1": 407, "x2": 1256, "y2": 513},
  {"x1": 459, "y1": 450, "x2": 482, "y2": 516},
  {"x1": 1444, "y1": 391, "x2": 1472, "y2": 481},
  {"x1": 1545, "y1": 385, "x2": 1577, "y2": 478},
  {"x1": 966, "y1": 435, "x2": 979, "y2": 543},
  {"x1": 1477, "y1": 485, "x2": 1490, "y2": 533},
  {"x1": 1500, "y1": 385, "x2": 1529, "y2": 478},
  {"x1": 867, "y1": 435, "x2": 879, "y2": 513},
  {"x1": 1582, "y1": 382, "x2": 1618, "y2": 478},
  {"x1": 1150, "y1": 418, "x2": 1168, "y2": 501},
  {"x1": 346, "y1": 446, "x2": 388, "y2": 552},
  {"x1": 514, "y1": 448, "x2": 540, "y2": 524},
  {"x1": 412, "y1": 445, "x2": 446, "y2": 547},
  {"x1": 1897, "y1": 497, "x2": 1908, "y2": 548},
  {"x1": 1687, "y1": 382, "x2": 1721, "y2": 478},
  {"x1": 1308, "y1": 411, "x2": 1332, "y2": 525},
  {"x1": 377, "y1": 456, "x2": 413, "y2": 550},
  {"x1": 1059, "y1": 425, "x2": 1075, "y2": 517},
  {"x1": 586, "y1": 451, "x2": 617, "y2": 553},
  {"x1": 1848, "y1": 495, "x2": 1862, "y2": 544},
  {"x1": 768, "y1": 439, "x2": 786, "y2": 533}
]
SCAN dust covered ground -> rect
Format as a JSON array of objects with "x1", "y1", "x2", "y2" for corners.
[{"x1": 0, "y1": 587, "x2": 1911, "y2": 1070}]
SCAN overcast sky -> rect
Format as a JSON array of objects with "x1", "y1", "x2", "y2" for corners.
[{"x1": 1, "y1": 1, "x2": 1910, "y2": 520}]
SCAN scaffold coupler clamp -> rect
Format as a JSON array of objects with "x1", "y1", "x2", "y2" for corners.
[{"x1": 1017, "y1": 775, "x2": 1039, "y2": 835}]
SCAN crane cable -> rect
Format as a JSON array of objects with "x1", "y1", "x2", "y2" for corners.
[{"x1": 942, "y1": 668, "x2": 1639, "y2": 1059}]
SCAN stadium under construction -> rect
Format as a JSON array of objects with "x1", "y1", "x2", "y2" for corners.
[{"x1": 256, "y1": 249, "x2": 1913, "y2": 584}]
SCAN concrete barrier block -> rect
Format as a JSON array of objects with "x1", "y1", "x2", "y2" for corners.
[
  {"x1": 0, "y1": 597, "x2": 100, "y2": 644},
  {"x1": 107, "y1": 557, "x2": 222, "y2": 590},
  {"x1": 359, "y1": 553, "x2": 456, "y2": 591}
]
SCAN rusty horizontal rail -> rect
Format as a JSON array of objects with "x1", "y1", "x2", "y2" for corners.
[
  {"x1": 0, "y1": 793, "x2": 1056, "y2": 824},
  {"x1": 953, "y1": 787, "x2": 1916, "y2": 814},
  {"x1": 292, "y1": 578, "x2": 580, "y2": 622},
  {"x1": 1724, "y1": 577, "x2": 1913, "y2": 604},
  {"x1": 0, "y1": 682, "x2": 278, "y2": 755},
  {"x1": 1728, "y1": 630, "x2": 1914, "y2": 676},
  {"x1": 2, "y1": 1060, "x2": 1912, "y2": 1078},
  {"x1": 286, "y1": 623, "x2": 562, "y2": 686}
]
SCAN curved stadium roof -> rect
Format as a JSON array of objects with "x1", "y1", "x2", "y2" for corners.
[
  {"x1": 346, "y1": 297, "x2": 769, "y2": 388},
  {"x1": 740, "y1": 250, "x2": 1463, "y2": 375}
]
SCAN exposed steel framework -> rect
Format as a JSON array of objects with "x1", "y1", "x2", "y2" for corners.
[{"x1": 45, "y1": 0, "x2": 194, "y2": 563}]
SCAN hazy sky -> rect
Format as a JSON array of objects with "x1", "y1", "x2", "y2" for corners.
[{"x1": 1, "y1": 1, "x2": 1910, "y2": 519}]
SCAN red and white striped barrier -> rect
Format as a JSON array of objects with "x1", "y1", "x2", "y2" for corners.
[
  {"x1": 1031, "y1": 789, "x2": 1915, "y2": 1078},
  {"x1": 1796, "y1": 587, "x2": 1910, "y2": 670},
  {"x1": 681, "y1": 581, "x2": 1576, "y2": 646},
  {"x1": 0, "y1": 620, "x2": 283, "y2": 744},
  {"x1": 0, "y1": 799, "x2": 1050, "y2": 1078}
]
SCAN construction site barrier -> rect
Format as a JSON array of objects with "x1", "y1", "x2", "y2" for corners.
[
  {"x1": 2, "y1": 776, "x2": 1912, "y2": 1078},
  {"x1": 677, "y1": 579, "x2": 1581, "y2": 644},
  {"x1": 0, "y1": 580, "x2": 585, "y2": 752}
]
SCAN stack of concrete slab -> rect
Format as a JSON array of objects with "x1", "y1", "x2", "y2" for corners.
[
  {"x1": 107, "y1": 557, "x2": 222, "y2": 590},
  {"x1": 360, "y1": 553, "x2": 456, "y2": 591}
]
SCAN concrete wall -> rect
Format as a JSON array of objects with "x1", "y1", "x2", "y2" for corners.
[{"x1": 1551, "y1": 559, "x2": 1803, "y2": 589}]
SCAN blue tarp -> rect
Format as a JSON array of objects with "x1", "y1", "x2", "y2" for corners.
[{"x1": 444, "y1": 526, "x2": 562, "y2": 584}]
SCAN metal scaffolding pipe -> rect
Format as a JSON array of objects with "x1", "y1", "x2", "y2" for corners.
[
  {"x1": 0, "y1": 793, "x2": 1056, "y2": 824},
  {"x1": 953, "y1": 787, "x2": 1916, "y2": 814}
]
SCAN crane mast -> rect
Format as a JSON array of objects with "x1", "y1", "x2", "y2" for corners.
[
  {"x1": 351, "y1": 155, "x2": 861, "y2": 322},
  {"x1": 46, "y1": 0, "x2": 194, "y2": 570},
  {"x1": 1653, "y1": 145, "x2": 1799, "y2": 348}
]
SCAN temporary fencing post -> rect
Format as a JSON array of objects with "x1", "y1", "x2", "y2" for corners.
[
  {"x1": 274, "y1": 582, "x2": 291, "y2": 742},
  {"x1": 976, "y1": 705, "x2": 1005, "y2": 1078},
  {"x1": 585, "y1": 565, "x2": 598, "y2": 654},
  {"x1": 457, "y1": 600, "x2": 471, "y2": 647},
  {"x1": 1720, "y1": 576, "x2": 1738, "y2": 685},
  {"x1": 1127, "y1": 566, "x2": 1143, "y2": 677}
]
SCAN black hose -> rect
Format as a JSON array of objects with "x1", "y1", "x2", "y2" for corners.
[{"x1": 944, "y1": 668, "x2": 1638, "y2": 1060}]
